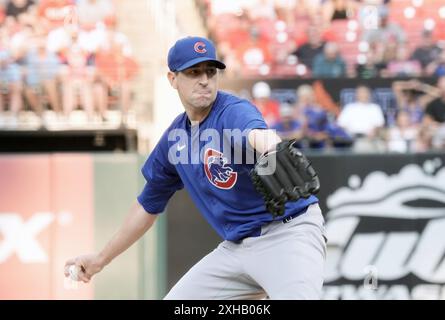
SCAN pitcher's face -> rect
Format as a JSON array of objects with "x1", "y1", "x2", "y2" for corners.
[{"x1": 169, "y1": 61, "x2": 219, "y2": 110}]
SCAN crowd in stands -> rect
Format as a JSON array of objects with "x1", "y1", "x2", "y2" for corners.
[
  {"x1": 198, "y1": 0, "x2": 445, "y2": 79},
  {"x1": 0, "y1": 0, "x2": 139, "y2": 129},
  {"x1": 247, "y1": 76, "x2": 445, "y2": 152},
  {"x1": 196, "y1": 0, "x2": 445, "y2": 152}
]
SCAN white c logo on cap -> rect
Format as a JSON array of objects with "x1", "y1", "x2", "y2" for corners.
[{"x1": 194, "y1": 42, "x2": 207, "y2": 54}]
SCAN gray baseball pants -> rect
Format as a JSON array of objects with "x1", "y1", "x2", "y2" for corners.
[{"x1": 164, "y1": 203, "x2": 327, "y2": 300}]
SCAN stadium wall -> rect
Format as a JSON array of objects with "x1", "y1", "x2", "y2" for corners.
[{"x1": 0, "y1": 154, "x2": 165, "y2": 300}]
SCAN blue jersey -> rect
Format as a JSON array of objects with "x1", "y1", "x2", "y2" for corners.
[
  {"x1": 138, "y1": 91, "x2": 318, "y2": 241},
  {"x1": 304, "y1": 106, "x2": 328, "y2": 133}
]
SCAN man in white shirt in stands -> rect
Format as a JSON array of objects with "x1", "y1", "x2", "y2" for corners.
[{"x1": 337, "y1": 85, "x2": 385, "y2": 151}]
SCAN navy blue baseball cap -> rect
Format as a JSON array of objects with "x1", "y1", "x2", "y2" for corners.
[{"x1": 168, "y1": 36, "x2": 226, "y2": 72}]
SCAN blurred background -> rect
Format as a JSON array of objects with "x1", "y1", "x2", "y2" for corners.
[{"x1": 1, "y1": 0, "x2": 445, "y2": 300}]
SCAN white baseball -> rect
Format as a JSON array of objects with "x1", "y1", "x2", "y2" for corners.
[{"x1": 68, "y1": 265, "x2": 81, "y2": 281}]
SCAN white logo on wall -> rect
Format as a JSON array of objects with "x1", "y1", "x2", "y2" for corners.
[
  {"x1": 323, "y1": 159, "x2": 445, "y2": 300},
  {"x1": 0, "y1": 212, "x2": 72, "y2": 264}
]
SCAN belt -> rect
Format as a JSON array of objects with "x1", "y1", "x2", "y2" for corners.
[{"x1": 281, "y1": 206, "x2": 309, "y2": 224}]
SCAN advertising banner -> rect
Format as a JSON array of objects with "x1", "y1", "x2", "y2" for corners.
[
  {"x1": 0, "y1": 154, "x2": 164, "y2": 300},
  {"x1": 0, "y1": 155, "x2": 94, "y2": 299},
  {"x1": 313, "y1": 153, "x2": 445, "y2": 300}
]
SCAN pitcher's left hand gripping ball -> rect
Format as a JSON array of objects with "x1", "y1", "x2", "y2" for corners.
[{"x1": 250, "y1": 140, "x2": 320, "y2": 217}]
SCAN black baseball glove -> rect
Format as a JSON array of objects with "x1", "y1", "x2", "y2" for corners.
[{"x1": 250, "y1": 140, "x2": 320, "y2": 217}]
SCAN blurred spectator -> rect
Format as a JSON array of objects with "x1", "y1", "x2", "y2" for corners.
[
  {"x1": 244, "y1": 0, "x2": 276, "y2": 21},
  {"x1": 295, "y1": 0, "x2": 324, "y2": 21},
  {"x1": 274, "y1": 0, "x2": 297, "y2": 28},
  {"x1": 376, "y1": 41, "x2": 398, "y2": 77},
  {"x1": 6, "y1": 0, "x2": 35, "y2": 21},
  {"x1": 46, "y1": 21, "x2": 107, "y2": 57},
  {"x1": 426, "y1": 50, "x2": 445, "y2": 78},
  {"x1": 222, "y1": 12, "x2": 251, "y2": 49},
  {"x1": 386, "y1": 109, "x2": 419, "y2": 153},
  {"x1": 77, "y1": 0, "x2": 115, "y2": 30},
  {"x1": 431, "y1": 125, "x2": 445, "y2": 150},
  {"x1": 423, "y1": 76, "x2": 445, "y2": 126},
  {"x1": 312, "y1": 42, "x2": 346, "y2": 78},
  {"x1": 95, "y1": 36, "x2": 139, "y2": 123},
  {"x1": 205, "y1": 0, "x2": 244, "y2": 16},
  {"x1": 0, "y1": 50, "x2": 22, "y2": 118},
  {"x1": 392, "y1": 80, "x2": 433, "y2": 126},
  {"x1": 0, "y1": 1, "x2": 5, "y2": 19},
  {"x1": 296, "y1": 84, "x2": 329, "y2": 148},
  {"x1": 393, "y1": 78, "x2": 445, "y2": 151},
  {"x1": 251, "y1": 81, "x2": 280, "y2": 127},
  {"x1": 208, "y1": 13, "x2": 250, "y2": 77},
  {"x1": 236, "y1": 27, "x2": 272, "y2": 74},
  {"x1": 411, "y1": 30, "x2": 442, "y2": 70},
  {"x1": 271, "y1": 102, "x2": 303, "y2": 141},
  {"x1": 9, "y1": 23, "x2": 35, "y2": 61},
  {"x1": 357, "y1": 1, "x2": 382, "y2": 31},
  {"x1": 386, "y1": 45, "x2": 422, "y2": 78},
  {"x1": 23, "y1": 35, "x2": 62, "y2": 117},
  {"x1": 96, "y1": 17, "x2": 132, "y2": 56},
  {"x1": 362, "y1": 5, "x2": 406, "y2": 45},
  {"x1": 60, "y1": 44, "x2": 96, "y2": 120},
  {"x1": 38, "y1": 0, "x2": 75, "y2": 31},
  {"x1": 355, "y1": 50, "x2": 381, "y2": 79},
  {"x1": 322, "y1": 0, "x2": 357, "y2": 23},
  {"x1": 337, "y1": 85, "x2": 385, "y2": 144},
  {"x1": 291, "y1": 25, "x2": 325, "y2": 70},
  {"x1": 326, "y1": 119, "x2": 353, "y2": 149}
]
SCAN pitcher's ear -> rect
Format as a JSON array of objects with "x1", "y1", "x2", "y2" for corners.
[{"x1": 167, "y1": 71, "x2": 177, "y2": 89}]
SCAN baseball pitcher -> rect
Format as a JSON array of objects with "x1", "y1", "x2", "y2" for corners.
[{"x1": 65, "y1": 36, "x2": 327, "y2": 300}]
